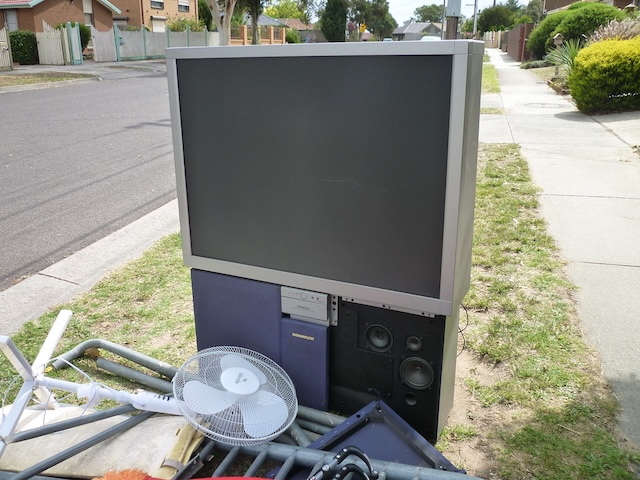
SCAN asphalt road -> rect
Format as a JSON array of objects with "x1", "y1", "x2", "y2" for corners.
[{"x1": 0, "y1": 70, "x2": 177, "y2": 291}]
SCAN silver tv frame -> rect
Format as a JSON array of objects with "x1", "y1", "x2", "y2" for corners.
[{"x1": 166, "y1": 40, "x2": 484, "y2": 317}]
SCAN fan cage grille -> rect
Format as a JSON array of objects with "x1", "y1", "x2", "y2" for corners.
[{"x1": 173, "y1": 346, "x2": 298, "y2": 446}]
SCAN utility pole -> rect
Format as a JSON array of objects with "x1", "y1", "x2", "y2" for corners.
[{"x1": 445, "y1": 0, "x2": 461, "y2": 39}]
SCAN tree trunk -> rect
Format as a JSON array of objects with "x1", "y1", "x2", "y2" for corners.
[
  {"x1": 251, "y1": 11, "x2": 259, "y2": 44},
  {"x1": 209, "y1": 0, "x2": 237, "y2": 46}
]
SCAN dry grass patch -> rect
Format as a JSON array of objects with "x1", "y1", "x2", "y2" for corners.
[{"x1": 0, "y1": 72, "x2": 95, "y2": 88}]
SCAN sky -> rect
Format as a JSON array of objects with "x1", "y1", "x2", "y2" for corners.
[{"x1": 386, "y1": 0, "x2": 497, "y2": 25}]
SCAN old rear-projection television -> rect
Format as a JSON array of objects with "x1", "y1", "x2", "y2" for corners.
[{"x1": 166, "y1": 41, "x2": 483, "y2": 317}]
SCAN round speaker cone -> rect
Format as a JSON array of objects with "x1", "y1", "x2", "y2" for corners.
[
  {"x1": 365, "y1": 324, "x2": 392, "y2": 352},
  {"x1": 399, "y1": 358, "x2": 434, "y2": 390},
  {"x1": 404, "y1": 393, "x2": 418, "y2": 406},
  {"x1": 406, "y1": 336, "x2": 422, "y2": 352}
]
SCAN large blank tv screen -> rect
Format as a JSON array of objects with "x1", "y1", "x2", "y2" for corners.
[{"x1": 167, "y1": 41, "x2": 483, "y2": 316}]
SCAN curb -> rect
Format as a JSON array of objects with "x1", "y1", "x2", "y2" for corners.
[{"x1": 0, "y1": 200, "x2": 180, "y2": 336}]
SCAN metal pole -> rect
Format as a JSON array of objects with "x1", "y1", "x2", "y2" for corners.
[
  {"x1": 95, "y1": 357, "x2": 174, "y2": 393},
  {"x1": 4, "y1": 404, "x2": 136, "y2": 444},
  {"x1": 53, "y1": 339, "x2": 178, "y2": 379},
  {"x1": 473, "y1": 0, "x2": 478, "y2": 38},
  {"x1": 11, "y1": 411, "x2": 155, "y2": 480}
]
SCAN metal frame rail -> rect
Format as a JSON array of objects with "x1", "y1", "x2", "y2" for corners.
[
  {"x1": 174, "y1": 440, "x2": 479, "y2": 480},
  {"x1": 0, "y1": 340, "x2": 478, "y2": 480}
]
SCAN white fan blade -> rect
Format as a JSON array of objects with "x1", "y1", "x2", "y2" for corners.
[
  {"x1": 183, "y1": 380, "x2": 237, "y2": 415},
  {"x1": 240, "y1": 390, "x2": 289, "y2": 438},
  {"x1": 220, "y1": 354, "x2": 267, "y2": 384}
]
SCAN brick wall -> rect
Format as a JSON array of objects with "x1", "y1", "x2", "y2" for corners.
[
  {"x1": 507, "y1": 23, "x2": 534, "y2": 62},
  {"x1": 93, "y1": 3, "x2": 114, "y2": 31},
  {"x1": 32, "y1": 0, "x2": 83, "y2": 32},
  {"x1": 112, "y1": 0, "x2": 143, "y2": 28},
  {"x1": 17, "y1": 9, "x2": 36, "y2": 31}
]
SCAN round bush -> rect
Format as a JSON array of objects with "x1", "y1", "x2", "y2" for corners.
[
  {"x1": 546, "y1": 3, "x2": 625, "y2": 52},
  {"x1": 285, "y1": 28, "x2": 301, "y2": 43},
  {"x1": 568, "y1": 37, "x2": 640, "y2": 113},
  {"x1": 526, "y1": 10, "x2": 571, "y2": 59},
  {"x1": 8, "y1": 30, "x2": 39, "y2": 65}
]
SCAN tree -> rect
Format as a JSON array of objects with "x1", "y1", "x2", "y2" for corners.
[
  {"x1": 198, "y1": 0, "x2": 214, "y2": 30},
  {"x1": 319, "y1": 0, "x2": 348, "y2": 41},
  {"x1": 265, "y1": 0, "x2": 306, "y2": 20},
  {"x1": 237, "y1": 0, "x2": 263, "y2": 44},
  {"x1": 461, "y1": 18, "x2": 474, "y2": 34},
  {"x1": 503, "y1": 0, "x2": 521, "y2": 14},
  {"x1": 350, "y1": 0, "x2": 397, "y2": 39},
  {"x1": 477, "y1": 5, "x2": 514, "y2": 33},
  {"x1": 207, "y1": 0, "x2": 240, "y2": 45},
  {"x1": 413, "y1": 4, "x2": 442, "y2": 23},
  {"x1": 522, "y1": 0, "x2": 544, "y2": 24},
  {"x1": 368, "y1": 0, "x2": 397, "y2": 39}
]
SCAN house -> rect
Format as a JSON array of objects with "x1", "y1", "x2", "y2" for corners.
[
  {"x1": 392, "y1": 20, "x2": 442, "y2": 41},
  {"x1": 109, "y1": 0, "x2": 198, "y2": 32},
  {"x1": 0, "y1": 0, "x2": 120, "y2": 32},
  {"x1": 244, "y1": 13, "x2": 286, "y2": 27}
]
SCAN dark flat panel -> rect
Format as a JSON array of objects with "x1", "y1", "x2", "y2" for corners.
[{"x1": 177, "y1": 55, "x2": 452, "y2": 298}]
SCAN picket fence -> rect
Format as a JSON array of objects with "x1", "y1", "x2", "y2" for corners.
[
  {"x1": 482, "y1": 30, "x2": 505, "y2": 49},
  {"x1": 0, "y1": 27, "x2": 12, "y2": 71},
  {"x1": 33, "y1": 24, "x2": 286, "y2": 65},
  {"x1": 89, "y1": 26, "x2": 219, "y2": 62},
  {"x1": 36, "y1": 22, "x2": 83, "y2": 66}
]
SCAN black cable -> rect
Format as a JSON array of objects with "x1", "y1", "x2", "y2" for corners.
[
  {"x1": 307, "y1": 446, "x2": 378, "y2": 480},
  {"x1": 332, "y1": 464, "x2": 372, "y2": 480},
  {"x1": 334, "y1": 446, "x2": 376, "y2": 476},
  {"x1": 459, "y1": 303, "x2": 470, "y2": 332},
  {"x1": 457, "y1": 304, "x2": 470, "y2": 357}
]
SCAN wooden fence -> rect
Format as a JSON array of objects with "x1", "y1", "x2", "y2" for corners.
[
  {"x1": 91, "y1": 26, "x2": 117, "y2": 62},
  {"x1": 35, "y1": 23, "x2": 83, "y2": 65},
  {"x1": 230, "y1": 26, "x2": 286, "y2": 46},
  {"x1": 482, "y1": 30, "x2": 505, "y2": 49},
  {"x1": 101, "y1": 27, "x2": 219, "y2": 62},
  {"x1": 20, "y1": 24, "x2": 285, "y2": 66},
  {"x1": 0, "y1": 27, "x2": 12, "y2": 71}
]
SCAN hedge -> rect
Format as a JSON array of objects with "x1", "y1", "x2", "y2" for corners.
[
  {"x1": 546, "y1": 3, "x2": 625, "y2": 53},
  {"x1": 526, "y1": 3, "x2": 625, "y2": 60},
  {"x1": 526, "y1": 10, "x2": 571, "y2": 59},
  {"x1": 568, "y1": 37, "x2": 640, "y2": 113},
  {"x1": 8, "y1": 30, "x2": 39, "y2": 65}
]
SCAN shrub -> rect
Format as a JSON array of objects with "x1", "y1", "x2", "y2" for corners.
[
  {"x1": 167, "y1": 17, "x2": 205, "y2": 31},
  {"x1": 285, "y1": 28, "x2": 301, "y2": 43},
  {"x1": 198, "y1": 0, "x2": 213, "y2": 31},
  {"x1": 546, "y1": 3, "x2": 625, "y2": 52},
  {"x1": 568, "y1": 37, "x2": 640, "y2": 113},
  {"x1": 8, "y1": 30, "x2": 38, "y2": 65},
  {"x1": 588, "y1": 18, "x2": 640, "y2": 43},
  {"x1": 526, "y1": 10, "x2": 571, "y2": 59},
  {"x1": 521, "y1": 59, "x2": 553, "y2": 69},
  {"x1": 546, "y1": 37, "x2": 583, "y2": 83}
]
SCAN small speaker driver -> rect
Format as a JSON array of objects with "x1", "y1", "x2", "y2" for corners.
[
  {"x1": 399, "y1": 357, "x2": 434, "y2": 390},
  {"x1": 406, "y1": 336, "x2": 422, "y2": 351},
  {"x1": 365, "y1": 324, "x2": 393, "y2": 352}
]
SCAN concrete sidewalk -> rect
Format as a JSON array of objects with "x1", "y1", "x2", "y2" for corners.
[{"x1": 481, "y1": 48, "x2": 640, "y2": 450}]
